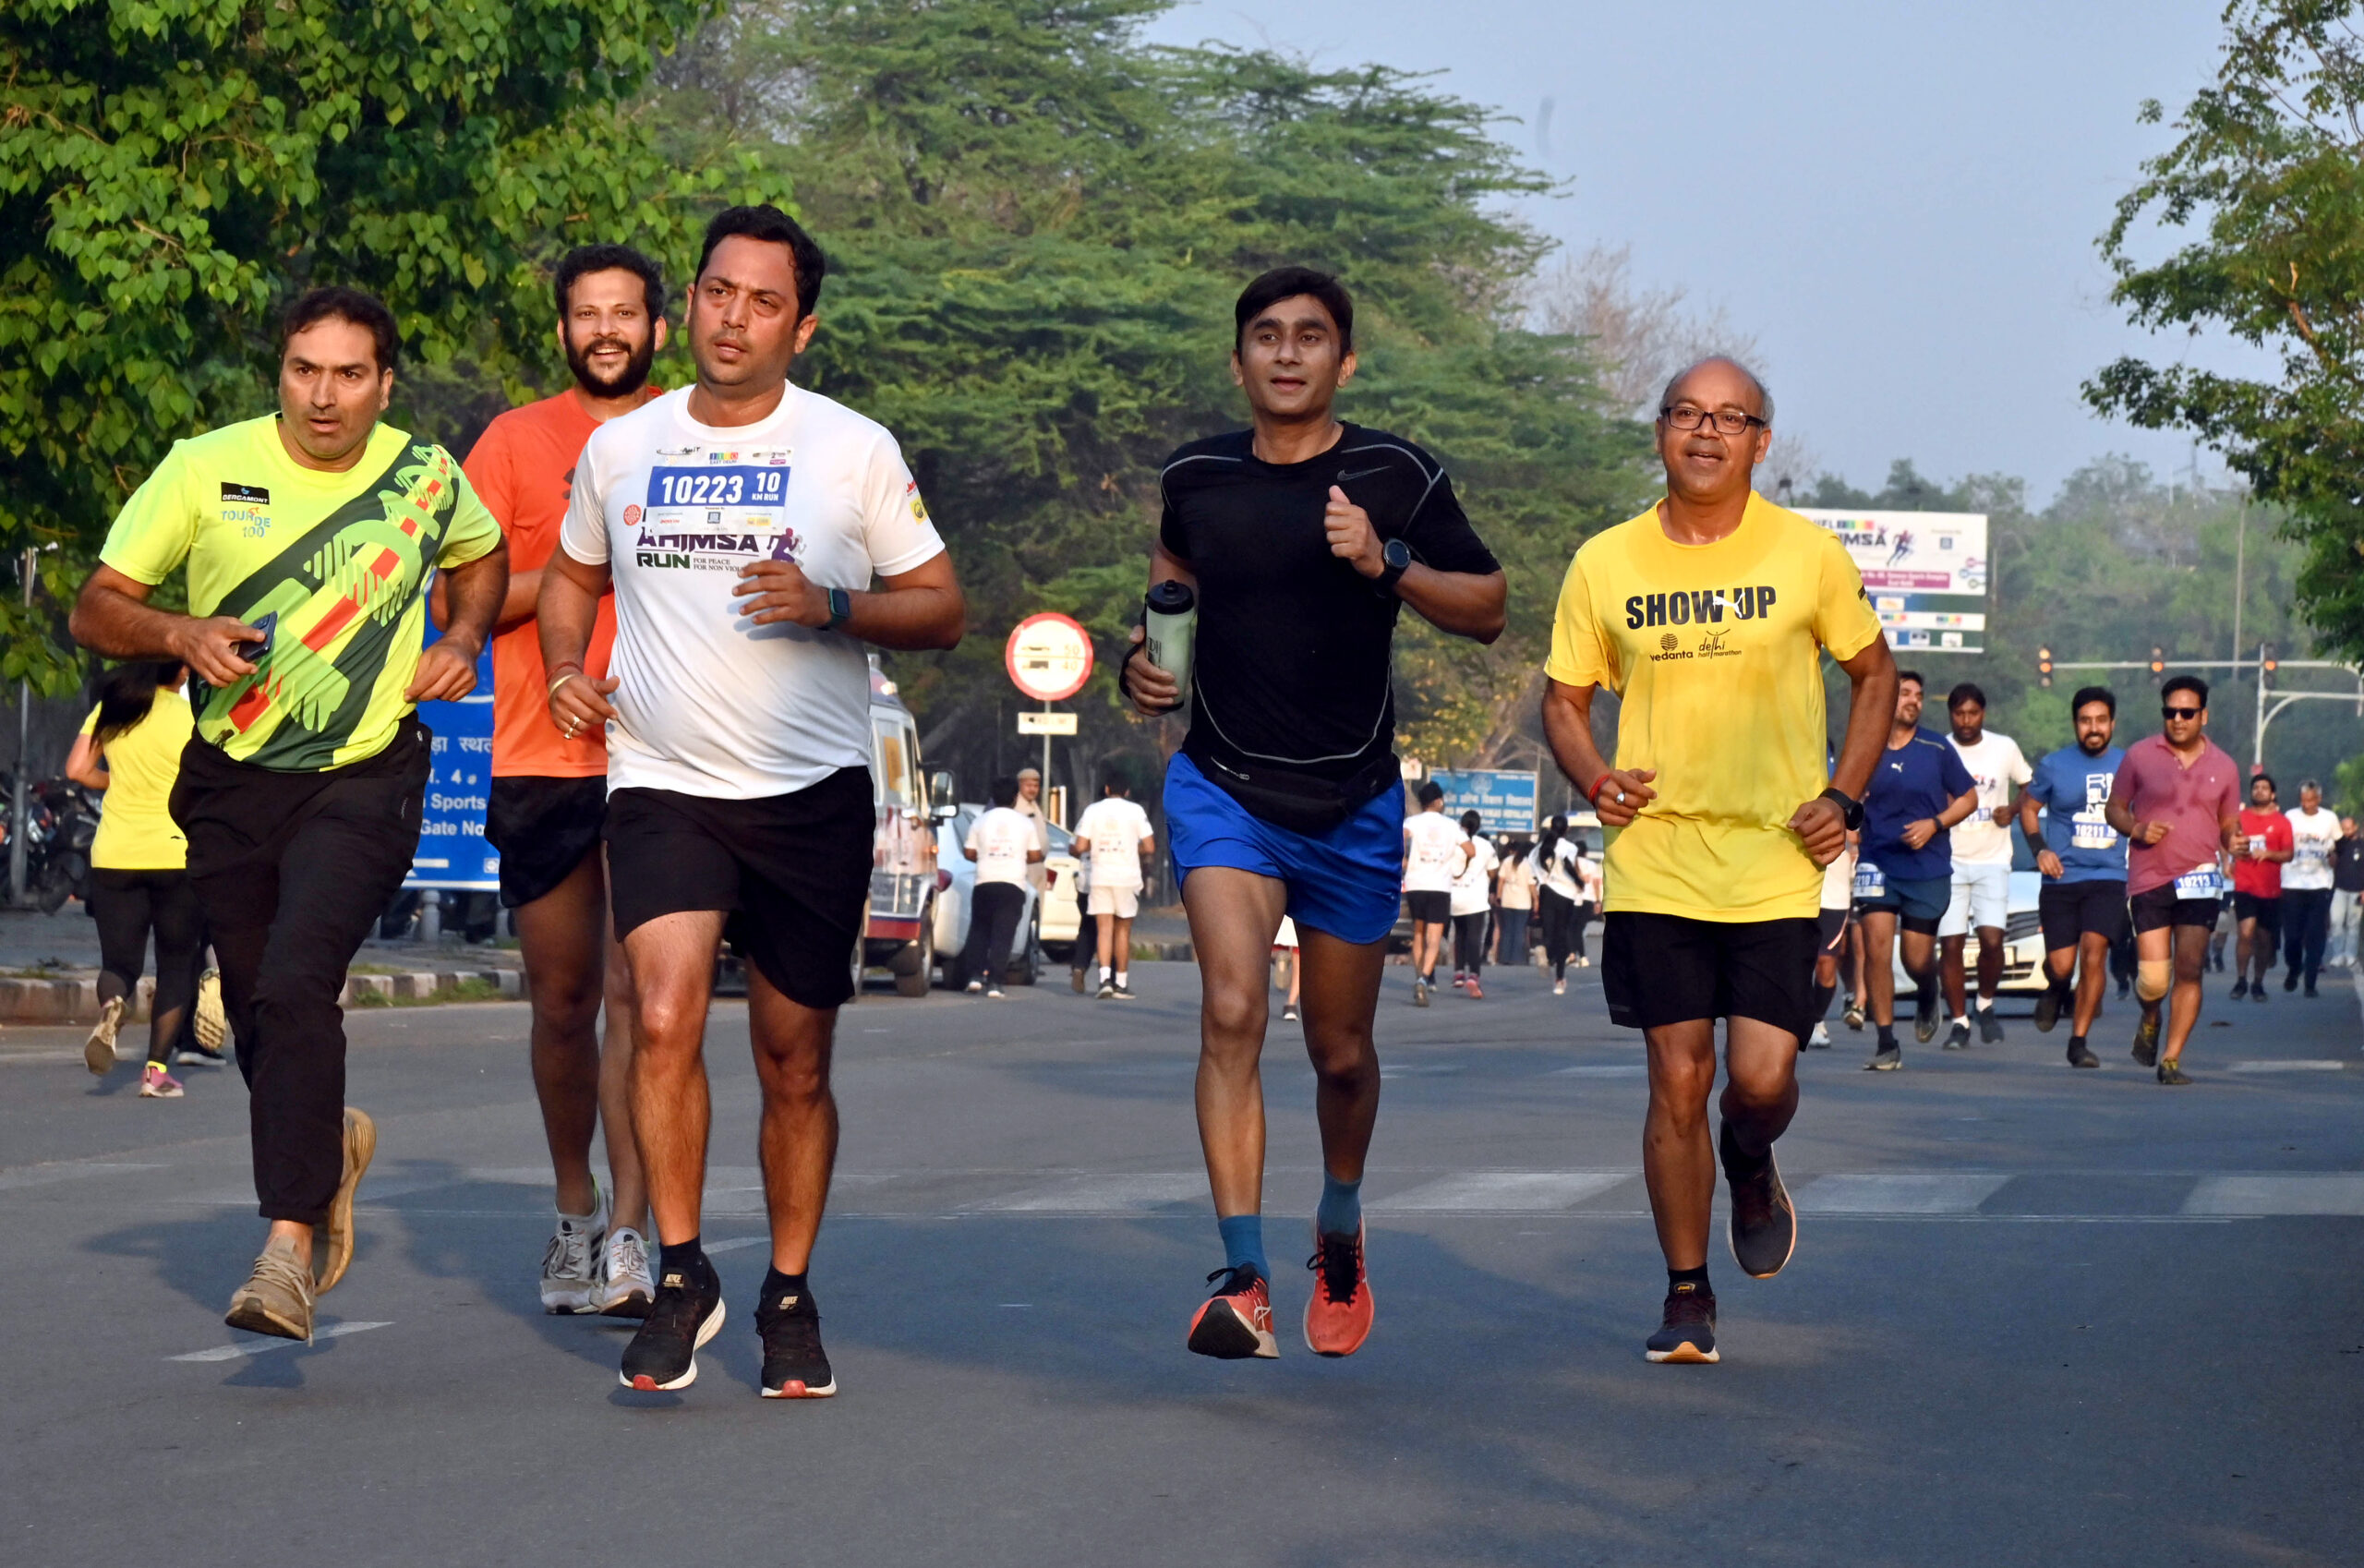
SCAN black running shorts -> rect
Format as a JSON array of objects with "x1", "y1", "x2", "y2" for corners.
[
  {"x1": 604, "y1": 767, "x2": 874, "y2": 1010},
  {"x1": 1815, "y1": 904, "x2": 1850, "y2": 954},
  {"x1": 2036, "y1": 879, "x2": 2129, "y2": 951},
  {"x1": 2130, "y1": 883, "x2": 2222, "y2": 935},
  {"x1": 486, "y1": 775, "x2": 607, "y2": 909},
  {"x1": 1405, "y1": 889, "x2": 1451, "y2": 925},
  {"x1": 2233, "y1": 891, "x2": 2282, "y2": 931},
  {"x1": 1601, "y1": 911, "x2": 1820, "y2": 1042}
]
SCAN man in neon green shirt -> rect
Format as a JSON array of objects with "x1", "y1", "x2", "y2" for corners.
[{"x1": 71, "y1": 286, "x2": 509, "y2": 1342}]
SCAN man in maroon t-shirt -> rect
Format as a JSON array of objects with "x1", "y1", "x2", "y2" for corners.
[
  {"x1": 2230, "y1": 773, "x2": 2294, "y2": 1001},
  {"x1": 2106, "y1": 674, "x2": 2244, "y2": 1085}
]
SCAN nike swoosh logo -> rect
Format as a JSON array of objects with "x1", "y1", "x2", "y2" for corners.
[{"x1": 1335, "y1": 466, "x2": 1389, "y2": 482}]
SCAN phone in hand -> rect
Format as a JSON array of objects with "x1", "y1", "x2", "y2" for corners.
[{"x1": 234, "y1": 611, "x2": 276, "y2": 665}]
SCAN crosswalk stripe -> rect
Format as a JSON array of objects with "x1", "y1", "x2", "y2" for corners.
[
  {"x1": 2182, "y1": 1175, "x2": 2364, "y2": 1215},
  {"x1": 971, "y1": 1174, "x2": 1205, "y2": 1212},
  {"x1": 169, "y1": 1321, "x2": 392, "y2": 1363},
  {"x1": 1795, "y1": 1174, "x2": 2009, "y2": 1213},
  {"x1": 1376, "y1": 1172, "x2": 1630, "y2": 1212},
  {"x1": 0, "y1": 1161, "x2": 163, "y2": 1191}
]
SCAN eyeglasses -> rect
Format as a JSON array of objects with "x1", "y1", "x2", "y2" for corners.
[
  {"x1": 2161, "y1": 706, "x2": 2201, "y2": 720},
  {"x1": 1659, "y1": 404, "x2": 1767, "y2": 436}
]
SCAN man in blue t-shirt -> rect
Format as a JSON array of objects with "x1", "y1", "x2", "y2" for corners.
[
  {"x1": 1853, "y1": 670, "x2": 1977, "y2": 1069},
  {"x1": 2019, "y1": 686, "x2": 2129, "y2": 1069}
]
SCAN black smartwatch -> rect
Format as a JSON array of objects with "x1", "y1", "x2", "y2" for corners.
[
  {"x1": 1371, "y1": 537, "x2": 1412, "y2": 597},
  {"x1": 826, "y1": 586, "x2": 853, "y2": 631},
  {"x1": 1818, "y1": 786, "x2": 1864, "y2": 831}
]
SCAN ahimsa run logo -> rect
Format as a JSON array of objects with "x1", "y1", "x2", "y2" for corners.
[{"x1": 633, "y1": 527, "x2": 801, "y2": 572}]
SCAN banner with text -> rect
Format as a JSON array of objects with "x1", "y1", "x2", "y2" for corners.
[
  {"x1": 405, "y1": 640, "x2": 499, "y2": 891},
  {"x1": 1797, "y1": 509, "x2": 1989, "y2": 653},
  {"x1": 1429, "y1": 768, "x2": 1540, "y2": 838}
]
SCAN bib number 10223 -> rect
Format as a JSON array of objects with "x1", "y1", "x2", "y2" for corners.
[{"x1": 647, "y1": 466, "x2": 786, "y2": 508}]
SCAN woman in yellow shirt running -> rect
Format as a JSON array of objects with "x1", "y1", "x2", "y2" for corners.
[{"x1": 66, "y1": 661, "x2": 208, "y2": 1097}]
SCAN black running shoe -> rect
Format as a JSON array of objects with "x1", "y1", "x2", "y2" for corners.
[
  {"x1": 2232, "y1": 977, "x2": 2249, "y2": 1000},
  {"x1": 620, "y1": 1264, "x2": 724, "y2": 1391},
  {"x1": 2033, "y1": 983, "x2": 2063, "y2": 1033},
  {"x1": 1864, "y1": 1043, "x2": 1902, "y2": 1071},
  {"x1": 755, "y1": 1281, "x2": 837, "y2": 1398},
  {"x1": 2131, "y1": 1012, "x2": 2159, "y2": 1068},
  {"x1": 2253, "y1": 984, "x2": 2269, "y2": 1005},
  {"x1": 2305, "y1": 983, "x2": 2320, "y2": 998},
  {"x1": 1942, "y1": 1019, "x2": 1971, "y2": 1052},
  {"x1": 1912, "y1": 987, "x2": 1940, "y2": 1044},
  {"x1": 1976, "y1": 1006, "x2": 2004, "y2": 1044},
  {"x1": 2156, "y1": 1057, "x2": 2192, "y2": 1086},
  {"x1": 1721, "y1": 1125, "x2": 1795, "y2": 1280},
  {"x1": 2066, "y1": 1037, "x2": 2100, "y2": 1069},
  {"x1": 2284, "y1": 970, "x2": 2298, "y2": 993},
  {"x1": 1645, "y1": 1283, "x2": 1718, "y2": 1364}
]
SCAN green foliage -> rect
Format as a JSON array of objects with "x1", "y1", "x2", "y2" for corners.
[
  {"x1": 0, "y1": 0, "x2": 753, "y2": 694},
  {"x1": 2083, "y1": 0, "x2": 2364, "y2": 661}
]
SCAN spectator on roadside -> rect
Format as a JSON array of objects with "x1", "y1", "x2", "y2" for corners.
[{"x1": 2331, "y1": 814, "x2": 2364, "y2": 970}]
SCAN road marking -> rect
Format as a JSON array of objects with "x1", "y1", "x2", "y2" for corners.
[
  {"x1": 2225, "y1": 1060, "x2": 2347, "y2": 1073},
  {"x1": 2183, "y1": 1175, "x2": 2364, "y2": 1215},
  {"x1": 1376, "y1": 1172, "x2": 1630, "y2": 1212},
  {"x1": 972, "y1": 1174, "x2": 1203, "y2": 1212},
  {"x1": 169, "y1": 1321, "x2": 392, "y2": 1362},
  {"x1": 0, "y1": 1161, "x2": 164, "y2": 1191},
  {"x1": 1549, "y1": 1064, "x2": 1648, "y2": 1078},
  {"x1": 706, "y1": 1236, "x2": 769, "y2": 1254},
  {"x1": 1795, "y1": 1174, "x2": 2009, "y2": 1213}
]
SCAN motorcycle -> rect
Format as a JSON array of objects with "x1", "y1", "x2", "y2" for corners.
[{"x1": 0, "y1": 773, "x2": 100, "y2": 913}]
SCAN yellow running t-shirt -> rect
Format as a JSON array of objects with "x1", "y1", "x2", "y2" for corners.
[
  {"x1": 100, "y1": 416, "x2": 502, "y2": 772},
  {"x1": 1545, "y1": 492, "x2": 1883, "y2": 922},
  {"x1": 78, "y1": 689, "x2": 196, "y2": 870}
]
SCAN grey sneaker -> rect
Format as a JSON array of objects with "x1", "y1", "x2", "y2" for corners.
[
  {"x1": 597, "y1": 1225, "x2": 655, "y2": 1319},
  {"x1": 1975, "y1": 1005, "x2": 2004, "y2": 1044},
  {"x1": 84, "y1": 995, "x2": 124, "y2": 1076},
  {"x1": 540, "y1": 1184, "x2": 608, "y2": 1314},
  {"x1": 225, "y1": 1236, "x2": 315, "y2": 1343}
]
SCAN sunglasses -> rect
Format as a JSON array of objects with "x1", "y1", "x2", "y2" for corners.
[{"x1": 2161, "y1": 706, "x2": 2201, "y2": 720}]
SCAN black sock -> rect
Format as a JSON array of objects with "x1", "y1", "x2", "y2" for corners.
[
  {"x1": 1718, "y1": 1120, "x2": 1769, "y2": 1181},
  {"x1": 1810, "y1": 980, "x2": 1837, "y2": 1020},
  {"x1": 1669, "y1": 1264, "x2": 1711, "y2": 1294},
  {"x1": 2068, "y1": 1033, "x2": 2086, "y2": 1049},
  {"x1": 1877, "y1": 1022, "x2": 1898, "y2": 1048},
  {"x1": 658, "y1": 1236, "x2": 711, "y2": 1288},
  {"x1": 759, "y1": 1266, "x2": 811, "y2": 1311}
]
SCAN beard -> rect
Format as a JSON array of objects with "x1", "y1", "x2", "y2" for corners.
[{"x1": 564, "y1": 330, "x2": 657, "y2": 399}]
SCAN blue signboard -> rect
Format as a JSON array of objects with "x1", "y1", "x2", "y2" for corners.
[
  {"x1": 1429, "y1": 768, "x2": 1539, "y2": 837},
  {"x1": 405, "y1": 639, "x2": 499, "y2": 891}
]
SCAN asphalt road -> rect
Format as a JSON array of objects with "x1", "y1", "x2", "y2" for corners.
[{"x1": 4, "y1": 956, "x2": 2359, "y2": 1567}]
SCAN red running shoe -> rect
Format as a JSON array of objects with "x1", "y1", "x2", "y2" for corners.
[
  {"x1": 1303, "y1": 1224, "x2": 1374, "y2": 1357},
  {"x1": 1188, "y1": 1264, "x2": 1277, "y2": 1359},
  {"x1": 1465, "y1": 979, "x2": 1485, "y2": 1000}
]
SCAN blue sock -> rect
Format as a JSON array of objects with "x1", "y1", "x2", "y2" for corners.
[
  {"x1": 1216, "y1": 1213, "x2": 1268, "y2": 1281},
  {"x1": 1316, "y1": 1173, "x2": 1363, "y2": 1237}
]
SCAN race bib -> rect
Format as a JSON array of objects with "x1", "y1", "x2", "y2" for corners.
[
  {"x1": 1853, "y1": 862, "x2": 1887, "y2": 899},
  {"x1": 2247, "y1": 835, "x2": 2267, "y2": 858},
  {"x1": 2174, "y1": 866, "x2": 2224, "y2": 899},
  {"x1": 2070, "y1": 810, "x2": 2117, "y2": 851}
]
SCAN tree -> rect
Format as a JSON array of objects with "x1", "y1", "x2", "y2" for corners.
[
  {"x1": 2084, "y1": 0, "x2": 2364, "y2": 662},
  {"x1": 0, "y1": 0, "x2": 749, "y2": 693}
]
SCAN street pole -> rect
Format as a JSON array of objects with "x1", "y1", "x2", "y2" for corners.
[
  {"x1": 2230, "y1": 499, "x2": 2247, "y2": 665},
  {"x1": 2254, "y1": 640, "x2": 2268, "y2": 772},
  {"x1": 1041, "y1": 698, "x2": 1053, "y2": 826},
  {"x1": 9, "y1": 546, "x2": 30, "y2": 907}
]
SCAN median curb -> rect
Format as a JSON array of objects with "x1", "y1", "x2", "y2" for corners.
[{"x1": 0, "y1": 968, "x2": 523, "y2": 1025}]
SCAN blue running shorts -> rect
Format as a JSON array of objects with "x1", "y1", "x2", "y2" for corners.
[{"x1": 1164, "y1": 752, "x2": 1405, "y2": 946}]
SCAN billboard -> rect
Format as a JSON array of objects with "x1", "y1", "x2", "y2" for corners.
[
  {"x1": 404, "y1": 640, "x2": 500, "y2": 892},
  {"x1": 1796, "y1": 509, "x2": 1988, "y2": 654},
  {"x1": 1429, "y1": 768, "x2": 1539, "y2": 837}
]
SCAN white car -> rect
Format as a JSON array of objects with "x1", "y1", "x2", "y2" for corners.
[{"x1": 1884, "y1": 835, "x2": 2050, "y2": 1000}]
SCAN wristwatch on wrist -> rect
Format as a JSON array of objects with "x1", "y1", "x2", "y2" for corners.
[
  {"x1": 1817, "y1": 786, "x2": 1863, "y2": 831},
  {"x1": 825, "y1": 586, "x2": 853, "y2": 631},
  {"x1": 1371, "y1": 537, "x2": 1412, "y2": 597}
]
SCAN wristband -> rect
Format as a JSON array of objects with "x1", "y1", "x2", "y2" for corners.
[
  {"x1": 1586, "y1": 774, "x2": 1619, "y2": 806},
  {"x1": 547, "y1": 669, "x2": 583, "y2": 700}
]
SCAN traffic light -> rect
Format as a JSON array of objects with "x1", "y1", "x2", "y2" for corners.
[
  {"x1": 2261, "y1": 643, "x2": 2278, "y2": 677},
  {"x1": 2036, "y1": 645, "x2": 2054, "y2": 688},
  {"x1": 2149, "y1": 645, "x2": 2166, "y2": 685}
]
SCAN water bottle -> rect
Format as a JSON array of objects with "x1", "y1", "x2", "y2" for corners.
[{"x1": 1143, "y1": 581, "x2": 1196, "y2": 711}]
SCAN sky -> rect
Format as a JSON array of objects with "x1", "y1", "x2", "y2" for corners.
[{"x1": 1146, "y1": 0, "x2": 2261, "y2": 508}]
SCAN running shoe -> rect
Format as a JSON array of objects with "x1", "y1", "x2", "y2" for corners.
[
  {"x1": 1096, "y1": 981, "x2": 1116, "y2": 999},
  {"x1": 1552, "y1": 980, "x2": 1565, "y2": 996},
  {"x1": 2284, "y1": 970, "x2": 2298, "y2": 993},
  {"x1": 139, "y1": 1064, "x2": 183, "y2": 1099},
  {"x1": 1976, "y1": 1006, "x2": 2004, "y2": 1044},
  {"x1": 540, "y1": 1185, "x2": 609, "y2": 1314},
  {"x1": 1070, "y1": 968, "x2": 1088, "y2": 995},
  {"x1": 755, "y1": 1280, "x2": 837, "y2": 1398},
  {"x1": 1187, "y1": 1263, "x2": 1277, "y2": 1360},
  {"x1": 1465, "y1": 979, "x2": 1485, "y2": 1000},
  {"x1": 225, "y1": 1236, "x2": 314, "y2": 1344},
  {"x1": 2156, "y1": 1057, "x2": 2192, "y2": 1087},
  {"x1": 1644, "y1": 1282, "x2": 1718, "y2": 1364},
  {"x1": 2231, "y1": 977, "x2": 2249, "y2": 1000},
  {"x1": 598, "y1": 1226, "x2": 655, "y2": 1318},
  {"x1": 1452, "y1": 971, "x2": 1467, "y2": 990},
  {"x1": 1303, "y1": 1224, "x2": 1374, "y2": 1357},
  {"x1": 1912, "y1": 987, "x2": 1940, "y2": 1043},
  {"x1": 1112, "y1": 983, "x2": 1137, "y2": 1000},
  {"x1": 1574, "y1": 957, "x2": 1591, "y2": 969},
  {"x1": 2305, "y1": 983, "x2": 2320, "y2": 998},
  {"x1": 964, "y1": 980, "x2": 983, "y2": 995},
  {"x1": 1864, "y1": 1043, "x2": 1901, "y2": 1071},
  {"x1": 173, "y1": 1041, "x2": 229, "y2": 1068},
  {"x1": 1413, "y1": 981, "x2": 1429, "y2": 1008},
  {"x1": 1282, "y1": 1005, "x2": 1299, "y2": 1023},
  {"x1": 83, "y1": 995, "x2": 123, "y2": 1076},
  {"x1": 2033, "y1": 983, "x2": 2063, "y2": 1033},
  {"x1": 1722, "y1": 1126, "x2": 1795, "y2": 1280},
  {"x1": 2253, "y1": 985, "x2": 2269, "y2": 1005},
  {"x1": 193, "y1": 967, "x2": 226, "y2": 1052},
  {"x1": 985, "y1": 986, "x2": 1006, "y2": 1000},
  {"x1": 312, "y1": 1107, "x2": 375, "y2": 1295},
  {"x1": 621, "y1": 1265, "x2": 725, "y2": 1391},
  {"x1": 2066, "y1": 1038, "x2": 2100, "y2": 1069},
  {"x1": 2131, "y1": 1012, "x2": 2159, "y2": 1068},
  {"x1": 1842, "y1": 996, "x2": 1865, "y2": 1031},
  {"x1": 1942, "y1": 1020, "x2": 1971, "y2": 1052},
  {"x1": 1806, "y1": 1022, "x2": 1831, "y2": 1049}
]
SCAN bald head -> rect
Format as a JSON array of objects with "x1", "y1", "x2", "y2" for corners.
[{"x1": 1660, "y1": 356, "x2": 1772, "y2": 424}]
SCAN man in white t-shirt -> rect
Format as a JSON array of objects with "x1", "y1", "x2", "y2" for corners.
[
  {"x1": 1401, "y1": 781, "x2": 1464, "y2": 1006},
  {"x1": 541, "y1": 205, "x2": 963, "y2": 1401},
  {"x1": 963, "y1": 776, "x2": 1044, "y2": 998},
  {"x1": 2281, "y1": 778, "x2": 2340, "y2": 995},
  {"x1": 1446, "y1": 809, "x2": 1500, "y2": 997},
  {"x1": 1072, "y1": 773, "x2": 1156, "y2": 1000},
  {"x1": 1939, "y1": 684, "x2": 2032, "y2": 1048}
]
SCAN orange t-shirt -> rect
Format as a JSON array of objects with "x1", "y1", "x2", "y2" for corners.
[{"x1": 464, "y1": 388, "x2": 655, "y2": 778}]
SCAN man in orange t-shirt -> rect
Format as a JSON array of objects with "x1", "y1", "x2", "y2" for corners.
[{"x1": 439, "y1": 245, "x2": 666, "y2": 1317}]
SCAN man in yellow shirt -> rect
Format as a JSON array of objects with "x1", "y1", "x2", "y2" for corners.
[
  {"x1": 70, "y1": 287, "x2": 509, "y2": 1343},
  {"x1": 1541, "y1": 357, "x2": 1896, "y2": 1366}
]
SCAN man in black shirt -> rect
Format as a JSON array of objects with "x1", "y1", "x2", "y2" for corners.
[
  {"x1": 1124, "y1": 266, "x2": 1504, "y2": 1362},
  {"x1": 2331, "y1": 814, "x2": 2364, "y2": 970}
]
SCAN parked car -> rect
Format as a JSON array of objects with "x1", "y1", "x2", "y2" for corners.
[
  {"x1": 1886, "y1": 828, "x2": 2047, "y2": 1001},
  {"x1": 928, "y1": 804, "x2": 1085, "y2": 986}
]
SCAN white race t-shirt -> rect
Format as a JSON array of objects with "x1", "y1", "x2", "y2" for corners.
[
  {"x1": 966, "y1": 806, "x2": 1037, "y2": 887},
  {"x1": 2286, "y1": 806, "x2": 2340, "y2": 890},
  {"x1": 1820, "y1": 844, "x2": 1858, "y2": 910},
  {"x1": 1450, "y1": 834, "x2": 1499, "y2": 917},
  {"x1": 1531, "y1": 837, "x2": 1580, "y2": 901},
  {"x1": 1403, "y1": 811, "x2": 1465, "y2": 893},
  {"x1": 1946, "y1": 730, "x2": 2033, "y2": 867},
  {"x1": 560, "y1": 384, "x2": 946, "y2": 798},
  {"x1": 1575, "y1": 853, "x2": 1605, "y2": 905},
  {"x1": 1074, "y1": 796, "x2": 1153, "y2": 890}
]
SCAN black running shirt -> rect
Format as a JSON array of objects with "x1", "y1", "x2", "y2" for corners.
[{"x1": 1158, "y1": 425, "x2": 1499, "y2": 783}]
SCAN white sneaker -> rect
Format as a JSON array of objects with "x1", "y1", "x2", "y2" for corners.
[
  {"x1": 1552, "y1": 979, "x2": 1566, "y2": 996},
  {"x1": 84, "y1": 995, "x2": 124, "y2": 1076},
  {"x1": 1809, "y1": 1022, "x2": 1832, "y2": 1047},
  {"x1": 539, "y1": 1184, "x2": 608, "y2": 1314},
  {"x1": 965, "y1": 980, "x2": 984, "y2": 994},
  {"x1": 597, "y1": 1225, "x2": 655, "y2": 1319}
]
